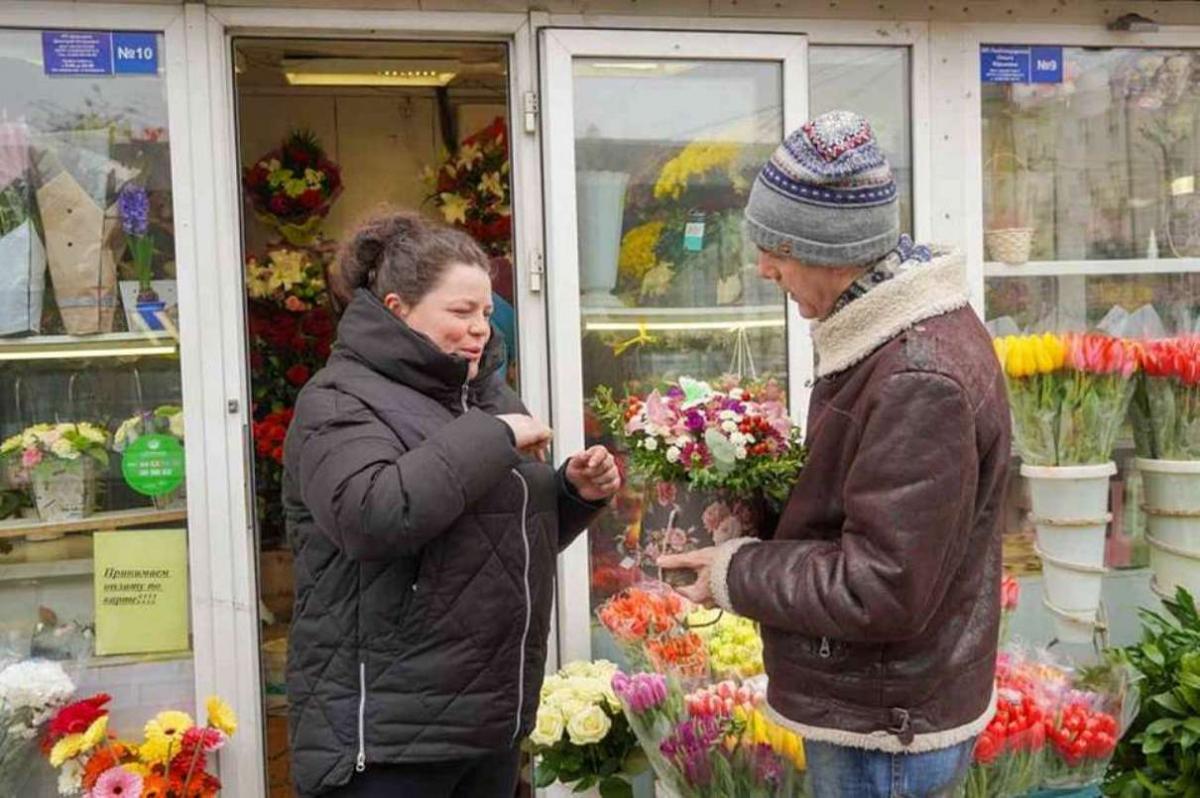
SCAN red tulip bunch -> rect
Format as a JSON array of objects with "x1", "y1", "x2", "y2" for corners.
[
  {"x1": 1132, "y1": 336, "x2": 1200, "y2": 460},
  {"x1": 966, "y1": 685, "x2": 1047, "y2": 798},
  {"x1": 1043, "y1": 699, "x2": 1120, "y2": 785}
]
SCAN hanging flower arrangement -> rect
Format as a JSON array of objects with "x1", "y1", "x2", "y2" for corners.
[
  {"x1": 243, "y1": 131, "x2": 342, "y2": 246},
  {"x1": 423, "y1": 116, "x2": 512, "y2": 258}
]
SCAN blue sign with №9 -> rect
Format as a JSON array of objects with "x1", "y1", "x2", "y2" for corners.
[
  {"x1": 113, "y1": 32, "x2": 158, "y2": 75},
  {"x1": 981, "y1": 45, "x2": 1064, "y2": 84}
]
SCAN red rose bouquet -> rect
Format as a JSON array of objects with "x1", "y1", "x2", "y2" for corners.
[
  {"x1": 244, "y1": 131, "x2": 342, "y2": 246},
  {"x1": 424, "y1": 116, "x2": 512, "y2": 257}
]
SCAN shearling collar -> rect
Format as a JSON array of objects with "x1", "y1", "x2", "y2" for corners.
[{"x1": 810, "y1": 248, "x2": 969, "y2": 379}]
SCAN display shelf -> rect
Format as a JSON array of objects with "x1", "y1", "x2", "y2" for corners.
[
  {"x1": 985, "y1": 258, "x2": 1200, "y2": 279},
  {"x1": 582, "y1": 303, "x2": 785, "y2": 332},
  {"x1": 0, "y1": 331, "x2": 179, "y2": 362},
  {"x1": 0, "y1": 557, "x2": 93, "y2": 581},
  {"x1": 0, "y1": 507, "x2": 188, "y2": 540}
]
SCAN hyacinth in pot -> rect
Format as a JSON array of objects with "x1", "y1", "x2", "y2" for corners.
[{"x1": 592, "y1": 377, "x2": 803, "y2": 587}]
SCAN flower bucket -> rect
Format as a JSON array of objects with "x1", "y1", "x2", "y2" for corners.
[
  {"x1": 576, "y1": 170, "x2": 629, "y2": 308},
  {"x1": 1147, "y1": 535, "x2": 1200, "y2": 597},
  {"x1": 1034, "y1": 515, "x2": 1110, "y2": 569},
  {"x1": 640, "y1": 481, "x2": 769, "y2": 587},
  {"x1": 1042, "y1": 598, "x2": 1099, "y2": 645},
  {"x1": 1021, "y1": 463, "x2": 1116, "y2": 524},
  {"x1": 30, "y1": 458, "x2": 96, "y2": 528},
  {"x1": 1036, "y1": 546, "x2": 1107, "y2": 614},
  {"x1": 0, "y1": 219, "x2": 47, "y2": 336},
  {"x1": 1136, "y1": 458, "x2": 1200, "y2": 515},
  {"x1": 985, "y1": 227, "x2": 1034, "y2": 265}
]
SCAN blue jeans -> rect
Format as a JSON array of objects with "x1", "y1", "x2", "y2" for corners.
[{"x1": 805, "y1": 738, "x2": 975, "y2": 798}]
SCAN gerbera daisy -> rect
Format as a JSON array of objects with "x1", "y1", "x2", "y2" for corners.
[
  {"x1": 140, "y1": 774, "x2": 170, "y2": 798},
  {"x1": 205, "y1": 696, "x2": 238, "y2": 737},
  {"x1": 82, "y1": 742, "x2": 133, "y2": 791},
  {"x1": 49, "y1": 733, "x2": 86, "y2": 767},
  {"x1": 91, "y1": 766, "x2": 143, "y2": 798},
  {"x1": 48, "y1": 694, "x2": 111, "y2": 742},
  {"x1": 81, "y1": 715, "x2": 110, "y2": 753}
]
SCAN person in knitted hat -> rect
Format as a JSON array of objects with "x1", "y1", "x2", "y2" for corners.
[{"x1": 660, "y1": 112, "x2": 1011, "y2": 798}]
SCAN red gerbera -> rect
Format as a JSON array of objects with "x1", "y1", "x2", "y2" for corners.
[{"x1": 48, "y1": 693, "x2": 111, "y2": 742}]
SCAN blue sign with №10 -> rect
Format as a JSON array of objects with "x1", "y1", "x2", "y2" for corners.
[
  {"x1": 981, "y1": 45, "x2": 1064, "y2": 84},
  {"x1": 42, "y1": 31, "x2": 158, "y2": 77}
]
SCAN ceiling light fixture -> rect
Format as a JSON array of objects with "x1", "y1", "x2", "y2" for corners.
[{"x1": 282, "y1": 58, "x2": 457, "y2": 87}]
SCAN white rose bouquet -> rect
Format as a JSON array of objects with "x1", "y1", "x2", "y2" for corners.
[
  {"x1": 0, "y1": 658, "x2": 76, "y2": 794},
  {"x1": 526, "y1": 660, "x2": 647, "y2": 797}
]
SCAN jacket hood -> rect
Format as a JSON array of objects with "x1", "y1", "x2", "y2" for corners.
[{"x1": 333, "y1": 288, "x2": 506, "y2": 405}]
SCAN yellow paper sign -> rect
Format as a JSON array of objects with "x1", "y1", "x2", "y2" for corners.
[{"x1": 93, "y1": 529, "x2": 189, "y2": 656}]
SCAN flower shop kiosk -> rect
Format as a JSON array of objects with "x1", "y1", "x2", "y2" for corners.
[{"x1": 1, "y1": 1, "x2": 1199, "y2": 796}]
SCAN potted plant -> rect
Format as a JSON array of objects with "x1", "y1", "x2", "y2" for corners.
[
  {"x1": 1131, "y1": 338, "x2": 1200, "y2": 598},
  {"x1": 993, "y1": 333, "x2": 1140, "y2": 642},
  {"x1": 527, "y1": 660, "x2": 647, "y2": 798},
  {"x1": 0, "y1": 121, "x2": 46, "y2": 337},
  {"x1": 591, "y1": 377, "x2": 804, "y2": 587},
  {"x1": 113, "y1": 405, "x2": 186, "y2": 510},
  {"x1": 0, "y1": 423, "x2": 110, "y2": 531}
]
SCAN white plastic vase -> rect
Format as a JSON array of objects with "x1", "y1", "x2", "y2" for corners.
[
  {"x1": 576, "y1": 170, "x2": 629, "y2": 308},
  {"x1": 1036, "y1": 546, "x2": 1107, "y2": 613},
  {"x1": 1021, "y1": 463, "x2": 1116, "y2": 522},
  {"x1": 0, "y1": 219, "x2": 46, "y2": 335},
  {"x1": 1034, "y1": 515, "x2": 1109, "y2": 569},
  {"x1": 1042, "y1": 598, "x2": 1100, "y2": 645},
  {"x1": 1137, "y1": 459, "x2": 1200, "y2": 600}
]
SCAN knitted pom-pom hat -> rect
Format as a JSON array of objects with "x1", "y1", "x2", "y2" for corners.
[{"x1": 743, "y1": 111, "x2": 899, "y2": 267}]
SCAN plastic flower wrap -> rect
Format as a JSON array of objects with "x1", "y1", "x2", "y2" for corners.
[
  {"x1": 993, "y1": 333, "x2": 1139, "y2": 465},
  {"x1": 592, "y1": 377, "x2": 804, "y2": 505},
  {"x1": 688, "y1": 609, "x2": 764, "y2": 679},
  {"x1": 526, "y1": 660, "x2": 646, "y2": 796},
  {"x1": 43, "y1": 693, "x2": 237, "y2": 797},
  {"x1": 1132, "y1": 336, "x2": 1200, "y2": 460},
  {"x1": 0, "y1": 658, "x2": 77, "y2": 795}
]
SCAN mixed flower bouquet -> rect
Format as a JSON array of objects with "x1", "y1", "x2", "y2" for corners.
[
  {"x1": 423, "y1": 116, "x2": 512, "y2": 258},
  {"x1": 113, "y1": 406, "x2": 184, "y2": 453},
  {"x1": 43, "y1": 693, "x2": 238, "y2": 798},
  {"x1": 2, "y1": 423, "x2": 110, "y2": 475},
  {"x1": 993, "y1": 333, "x2": 1140, "y2": 465},
  {"x1": 527, "y1": 660, "x2": 647, "y2": 797},
  {"x1": 1131, "y1": 336, "x2": 1200, "y2": 460},
  {"x1": 245, "y1": 248, "x2": 327, "y2": 313},
  {"x1": 965, "y1": 647, "x2": 1134, "y2": 797},
  {"x1": 591, "y1": 377, "x2": 803, "y2": 506},
  {"x1": 243, "y1": 131, "x2": 342, "y2": 246},
  {"x1": 0, "y1": 658, "x2": 76, "y2": 795},
  {"x1": 597, "y1": 583, "x2": 805, "y2": 796}
]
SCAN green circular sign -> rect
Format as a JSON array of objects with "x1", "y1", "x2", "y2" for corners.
[{"x1": 121, "y1": 434, "x2": 185, "y2": 497}]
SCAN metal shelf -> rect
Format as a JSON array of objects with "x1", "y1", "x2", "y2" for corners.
[
  {"x1": 582, "y1": 303, "x2": 785, "y2": 332},
  {"x1": 0, "y1": 507, "x2": 187, "y2": 540},
  {"x1": 0, "y1": 332, "x2": 179, "y2": 362},
  {"x1": 985, "y1": 258, "x2": 1200, "y2": 278}
]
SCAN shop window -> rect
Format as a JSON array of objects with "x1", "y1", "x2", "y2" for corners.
[
  {"x1": 811, "y1": 45, "x2": 913, "y2": 236},
  {"x1": 233, "y1": 38, "x2": 516, "y2": 797},
  {"x1": 982, "y1": 46, "x2": 1200, "y2": 579},
  {"x1": 0, "y1": 27, "x2": 197, "y2": 795}
]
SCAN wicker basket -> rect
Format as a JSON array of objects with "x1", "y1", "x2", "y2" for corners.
[{"x1": 985, "y1": 227, "x2": 1035, "y2": 266}]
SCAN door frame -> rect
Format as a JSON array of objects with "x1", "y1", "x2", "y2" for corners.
[
  {"x1": 538, "y1": 26, "x2": 809, "y2": 663},
  {"x1": 190, "y1": 6, "x2": 547, "y2": 793}
]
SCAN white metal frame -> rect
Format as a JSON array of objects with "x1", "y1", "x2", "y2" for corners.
[{"x1": 539, "y1": 27, "x2": 808, "y2": 663}]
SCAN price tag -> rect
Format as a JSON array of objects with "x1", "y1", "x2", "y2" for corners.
[{"x1": 684, "y1": 219, "x2": 706, "y2": 252}]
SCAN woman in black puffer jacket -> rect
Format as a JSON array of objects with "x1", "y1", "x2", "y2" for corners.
[{"x1": 282, "y1": 211, "x2": 619, "y2": 797}]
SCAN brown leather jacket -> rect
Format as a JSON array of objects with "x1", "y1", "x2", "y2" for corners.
[{"x1": 711, "y1": 251, "x2": 1011, "y2": 753}]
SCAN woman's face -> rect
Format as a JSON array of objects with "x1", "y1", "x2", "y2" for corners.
[{"x1": 385, "y1": 262, "x2": 493, "y2": 380}]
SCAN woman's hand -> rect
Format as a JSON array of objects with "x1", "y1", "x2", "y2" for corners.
[
  {"x1": 497, "y1": 414, "x2": 553, "y2": 461},
  {"x1": 565, "y1": 445, "x2": 621, "y2": 502}
]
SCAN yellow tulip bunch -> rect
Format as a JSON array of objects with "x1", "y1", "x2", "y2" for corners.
[
  {"x1": 733, "y1": 705, "x2": 807, "y2": 771},
  {"x1": 993, "y1": 333, "x2": 1067, "y2": 379}
]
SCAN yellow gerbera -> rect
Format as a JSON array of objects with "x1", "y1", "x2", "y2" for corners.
[
  {"x1": 143, "y1": 710, "x2": 194, "y2": 761},
  {"x1": 206, "y1": 695, "x2": 239, "y2": 737},
  {"x1": 139, "y1": 735, "x2": 174, "y2": 765},
  {"x1": 82, "y1": 715, "x2": 109, "y2": 753},
  {"x1": 49, "y1": 733, "x2": 86, "y2": 767}
]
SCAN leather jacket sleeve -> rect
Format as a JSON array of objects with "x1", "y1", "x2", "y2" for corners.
[{"x1": 726, "y1": 371, "x2": 979, "y2": 643}]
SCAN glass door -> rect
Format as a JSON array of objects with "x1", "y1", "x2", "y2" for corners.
[{"x1": 539, "y1": 29, "x2": 808, "y2": 662}]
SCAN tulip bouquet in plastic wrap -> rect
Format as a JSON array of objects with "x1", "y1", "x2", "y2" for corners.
[
  {"x1": 1131, "y1": 336, "x2": 1200, "y2": 460},
  {"x1": 597, "y1": 582, "x2": 806, "y2": 797},
  {"x1": 964, "y1": 646, "x2": 1136, "y2": 797},
  {"x1": 993, "y1": 332, "x2": 1140, "y2": 465}
]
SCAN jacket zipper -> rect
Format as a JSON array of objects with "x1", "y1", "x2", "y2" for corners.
[
  {"x1": 510, "y1": 470, "x2": 532, "y2": 745},
  {"x1": 819, "y1": 637, "x2": 832, "y2": 659},
  {"x1": 461, "y1": 383, "x2": 470, "y2": 414},
  {"x1": 355, "y1": 662, "x2": 367, "y2": 772}
]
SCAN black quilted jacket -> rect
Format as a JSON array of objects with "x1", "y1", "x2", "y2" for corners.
[{"x1": 281, "y1": 289, "x2": 604, "y2": 796}]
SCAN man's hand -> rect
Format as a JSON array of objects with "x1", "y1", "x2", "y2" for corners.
[
  {"x1": 657, "y1": 547, "x2": 718, "y2": 607},
  {"x1": 565, "y1": 445, "x2": 621, "y2": 502}
]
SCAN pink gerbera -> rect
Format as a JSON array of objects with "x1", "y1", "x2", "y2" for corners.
[{"x1": 91, "y1": 767, "x2": 143, "y2": 798}]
